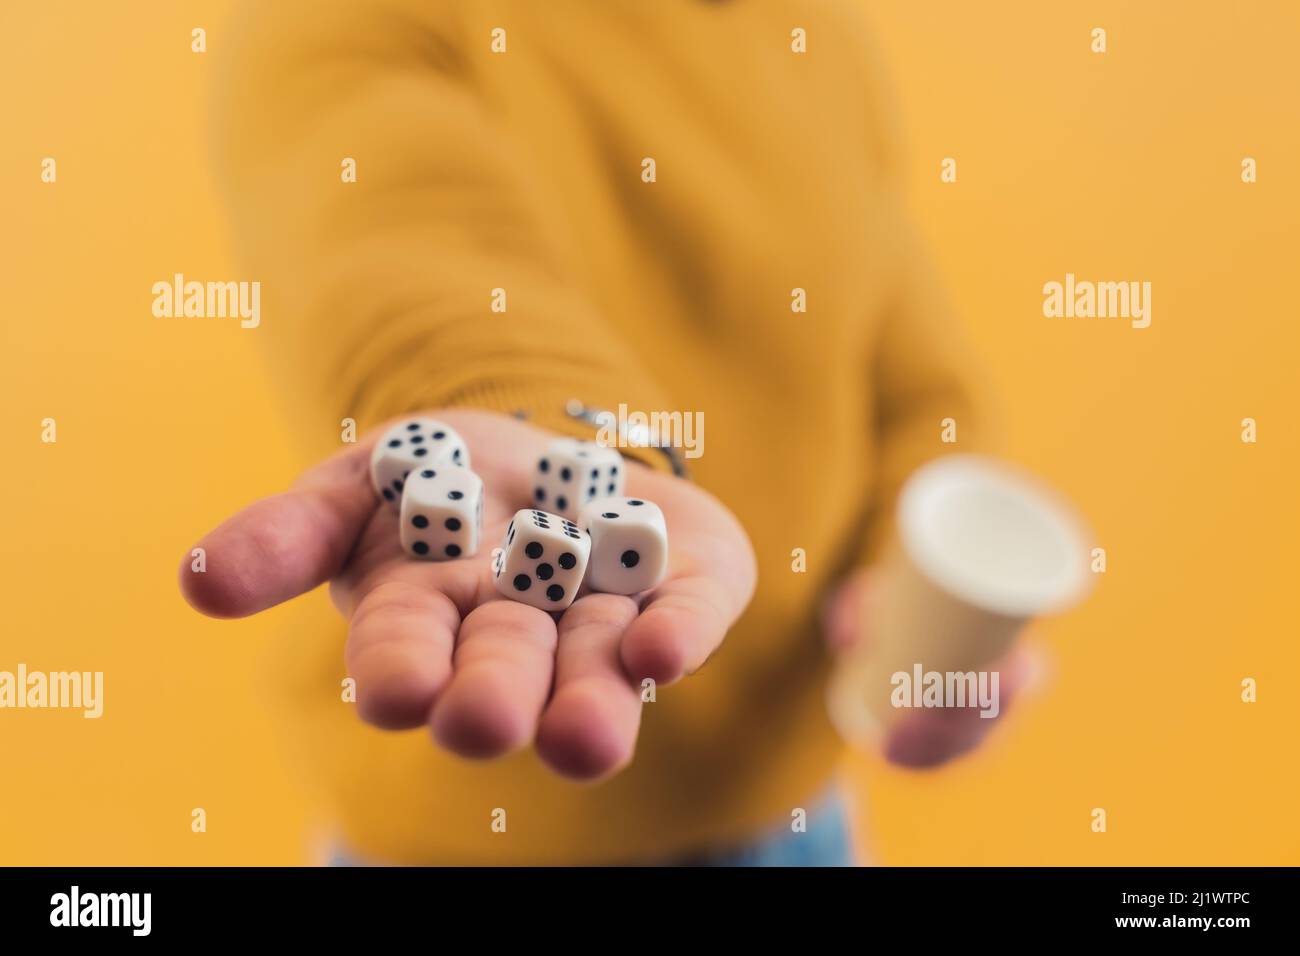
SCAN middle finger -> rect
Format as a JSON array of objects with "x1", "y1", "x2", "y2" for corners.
[{"x1": 429, "y1": 597, "x2": 559, "y2": 759}]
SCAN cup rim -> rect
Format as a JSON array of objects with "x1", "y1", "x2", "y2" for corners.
[{"x1": 897, "y1": 455, "x2": 1092, "y2": 618}]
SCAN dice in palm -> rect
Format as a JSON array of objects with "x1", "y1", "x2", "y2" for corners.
[
  {"x1": 370, "y1": 417, "x2": 470, "y2": 507},
  {"x1": 531, "y1": 438, "x2": 623, "y2": 520},
  {"x1": 399, "y1": 466, "x2": 483, "y2": 560},
  {"x1": 492, "y1": 509, "x2": 590, "y2": 611},
  {"x1": 578, "y1": 496, "x2": 668, "y2": 595}
]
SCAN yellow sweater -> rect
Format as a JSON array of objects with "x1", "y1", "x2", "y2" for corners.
[{"x1": 214, "y1": 0, "x2": 984, "y2": 864}]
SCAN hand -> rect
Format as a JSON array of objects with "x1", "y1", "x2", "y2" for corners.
[
  {"x1": 822, "y1": 567, "x2": 1041, "y2": 769},
  {"x1": 179, "y1": 409, "x2": 756, "y2": 781}
]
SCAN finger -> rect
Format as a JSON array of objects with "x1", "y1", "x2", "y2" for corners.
[
  {"x1": 179, "y1": 444, "x2": 378, "y2": 618},
  {"x1": 345, "y1": 579, "x2": 461, "y2": 730},
  {"x1": 619, "y1": 574, "x2": 739, "y2": 686},
  {"x1": 429, "y1": 599, "x2": 558, "y2": 759},
  {"x1": 883, "y1": 704, "x2": 994, "y2": 769},
  {"x1": 821, "y1": 567, "x2": 875, "y2": 653},
  {"x1": 536, "y1": 594, "x2": 642, "y2": 781}
]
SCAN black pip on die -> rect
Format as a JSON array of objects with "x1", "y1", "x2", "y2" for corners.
[
  {"x1": 533, "y1": 438, "x2": 623, "y2": 520},
  {"x1": 400, "y1": 466, "x2": 484, "y2": 560},
  {"x1": 493, "y1": 509, "x2": 590, "y2": 611},
  {"x1": 370, "y1": 417, "x2": 471, "y2": 507},
  {"x1": 579, "y1": 497, "x2": 668, "y2": 595}
]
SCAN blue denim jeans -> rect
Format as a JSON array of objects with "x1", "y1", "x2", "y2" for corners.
[
  {"x1": 329, "y1": 788, "x2": 856, "y2": 867},
  {"x1": 663, "y1": 789, "x2": 856, "y2": 867}
]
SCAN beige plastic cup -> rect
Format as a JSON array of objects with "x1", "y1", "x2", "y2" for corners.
[{"x1": 826, "y1": 455, "x2": 1091, "y2": 744}]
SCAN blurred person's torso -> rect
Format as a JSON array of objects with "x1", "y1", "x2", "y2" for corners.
[{"x1": 269, "y1": 0, "x2": 907, "y2": 864}]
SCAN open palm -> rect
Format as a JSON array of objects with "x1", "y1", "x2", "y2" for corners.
[{"x1": 180, "y1": 409, "x2": 756, "y2": 781}]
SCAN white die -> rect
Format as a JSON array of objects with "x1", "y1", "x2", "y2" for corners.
[
  {"x1": 492, "y1": 509, "x2": 590, "y2": 611},
  {"x1": 578, "y1": 496, "x2": 668, "y2": 595},
  {"x1": 370, "y1": 417, "x2": 470, "y2": 508},
  {"x1": 400, "y1": 467, "x2": 483, "y2": 560},
  {"x1": 532, "y1": 438, "x2": 624, "y2": 520}
]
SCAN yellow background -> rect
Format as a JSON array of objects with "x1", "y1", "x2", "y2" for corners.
[{"x1": 2, "y1": 1, "x2": 1296, "y2": 865}]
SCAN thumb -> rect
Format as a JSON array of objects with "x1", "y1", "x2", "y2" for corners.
[{"x1": 179, "y1": 443, "x2": 377, "y2": 618}]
